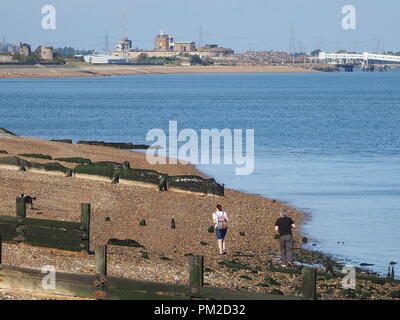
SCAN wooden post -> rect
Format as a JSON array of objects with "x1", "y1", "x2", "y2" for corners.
[
  {"x1": 81, "y1": 203, "x2": 90, "y2": 251},
  {"x1": 16, "y1": 197, "x2": 26, "y2": 218},
  {"x1": 189, "y1": 255, "x2": 204, "y2": 287},
  {"x1": 302, "y1": 267, "x2": 317, "y2": 300},
  {"x1": 81, "y1": 203, "x2": 90, "y2": 231},
  {"x1": 95, "y1": 245, "x2": 107, "y2": 276}
]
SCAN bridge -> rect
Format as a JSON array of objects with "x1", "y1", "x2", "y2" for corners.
[{"x1": 318, "y1": 52, "x2": 400, "y2": 72}]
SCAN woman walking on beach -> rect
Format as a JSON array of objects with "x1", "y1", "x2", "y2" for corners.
[{"x1": 213, "y1": 204, "x2": 229, "y2": 255}]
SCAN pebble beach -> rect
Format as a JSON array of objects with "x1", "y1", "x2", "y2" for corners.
[{"x1": 0, "y1": 135, "x2": 399, "y2": 300}]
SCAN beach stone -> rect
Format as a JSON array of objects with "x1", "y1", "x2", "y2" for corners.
[{"x1": 107, "y1": 238, "x2": 144, "y2": 248}]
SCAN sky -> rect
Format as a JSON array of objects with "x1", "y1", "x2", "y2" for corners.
[{"x1": 0, "y1": 0, "x2": 399, "y2": 53}]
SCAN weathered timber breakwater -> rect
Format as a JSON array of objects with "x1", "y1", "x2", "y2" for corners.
[{"x1": 0, "y1": 156, "x2": 224, "y2": 196}]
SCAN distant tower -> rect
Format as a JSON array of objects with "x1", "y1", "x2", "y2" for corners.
[
  {"x1": 122, "y1": 12, "x2": 128, "y2": 39},
  {"x1": 102, "y1": 30, "x2": 110, "y2": 54},
  {"x1": 198, "y1": 25, "x2": 204, "y2": 48},
  {"x1": 289, "y1": 25, "x2": 296, "y2": 66},
  {"x1": 155, "y1": 30, "x2": 170, "y2": 51}
]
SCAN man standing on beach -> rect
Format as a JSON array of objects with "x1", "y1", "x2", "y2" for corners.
[{"x1": 274, "y1": 210, "x2": 296, "y2": 268}]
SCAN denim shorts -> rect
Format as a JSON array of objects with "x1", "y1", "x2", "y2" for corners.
[{"x1": 216, "y1": 227, "x2": 227, "y2": 240}]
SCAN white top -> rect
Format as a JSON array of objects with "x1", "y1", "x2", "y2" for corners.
[{"x1": 212, "y1": 210, "x2": 229, "y2": 229}]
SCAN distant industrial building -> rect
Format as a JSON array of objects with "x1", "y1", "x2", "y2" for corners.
[
  {"x1": 83, "y1": 54, "x2": 127, "y2": 64},
  {"x1": 0, "y1": 55, "x2": 14, "y2": 63},
  {"x1": 197, "y1": 44, "x2": 234, "y2": 57},
  {"x1": 109, "y1": 30, "x2": 234, "y2": 61}
]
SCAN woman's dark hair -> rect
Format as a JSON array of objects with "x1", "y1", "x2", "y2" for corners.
[{"x1": 216, "y1": 204, "x2": 222, "y2": 210}]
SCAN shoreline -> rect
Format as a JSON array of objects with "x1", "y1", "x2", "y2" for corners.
[
  {"x1": 1, "y1": 134, "x2": 398, "y2": 300},
  {"x1": 0, "y1": 64, "x2": 318, "y2": 79}
]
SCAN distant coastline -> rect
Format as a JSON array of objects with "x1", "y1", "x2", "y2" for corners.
[{"x1": 0, "y1": 64, "x2": 318, "y2": 79}]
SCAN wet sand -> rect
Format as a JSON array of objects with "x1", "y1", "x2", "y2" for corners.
[{"x1": 0, "y1": 64, "x2": 317, "y2": 79}]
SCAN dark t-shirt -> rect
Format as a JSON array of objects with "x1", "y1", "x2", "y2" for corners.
[{"x1": 275, "y1": 217, "x2": 294, "y2": 236}]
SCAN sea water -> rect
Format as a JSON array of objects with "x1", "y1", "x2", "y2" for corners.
[{"x1": 1, "y1": 71, "x2": 399, "y2": 277}]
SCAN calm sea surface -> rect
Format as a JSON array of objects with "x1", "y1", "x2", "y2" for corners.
[{"x1": 1, "y1": 71, "x2": 399, "y2": 277}]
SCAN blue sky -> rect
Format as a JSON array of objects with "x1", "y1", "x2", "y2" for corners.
[{"x1": 1, "y1": 0, "x2": 398, "y2": 53}]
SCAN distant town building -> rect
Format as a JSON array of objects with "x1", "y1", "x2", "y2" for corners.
[
  {"x1": 110, "y1": 31, "x2": 234, "y2": 61},
  {"x1": 0, "y1": 55, "x2": 14, "y2": 63},
  {"x1": 173, "y1": 42, "x2": 196, "y2": 52},
  {"x1": 84, "y1": 54, "x2": 127, "y2": 64},
  {"x1": 197, "y1": 44, "x2": 234, "y2": 57},
  {"x1": 19, "y1": 42, "x2": 31, "y2": 56},
  {"x1": 154, "y1": 30, "x2": 171, "y2": 51},
  {"x1": 115, "y1": 38, "x2": 132, "y2": 52},
  {"x1": 35, "y1": 46, "x2": 54, "y2": 60}
]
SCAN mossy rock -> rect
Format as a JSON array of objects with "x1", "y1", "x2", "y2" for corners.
[
  {"x1": 200, "y1": 241, "x2": 208, "y2": 246},
  {"x1": 389, "y1": 290, "x2": 400, "y2": 298},
  {"x1": 55, "y1": 157, "x2": 92, "y2": 165},
  {"x1": 160, "y1": 256, "x2": 172, "y2": 261},
  {"x1": 369, "y1": 277, "x2": 386, "y2": 285},
  {"x1": 270, "y1": 289, "x2": 284, "y2": 295},
  {"x1": 342, "y1": 289, "x2": 357, "y2": 299},
  {"x1": 218, "y1": 260, "x2": 252, "y2": 271},
  {"x1": 107, "y1": 238, "x2": 144, "y2": 248},
  {"x1": 74, "y1": 163, "x2": 116, "y2": 179},
  {"x1": 139, "y1": 219, "x2": 146, "y2": 226},
  {"x1": 239, "y1": 232, "x2": 245, "y2": 236},
  {"x1": 239, "y1": 275, "x2": 252, "y2": 280},
  {"x1": 19, "y1": 153, "x2": 52, "y2": 160},
  {"x1": 208, "y1": 226, "x2": 215, "y2": 233},
  {"x1": 324, "y1": 288, "x2": 334, "y2": 295},
  {"x1": 264, "y1": 276, "x2": 281, "y2": 286},
  {"x1": 0, "y1": 150, "x2": 8, "y2": 154},
  {"x1": 205, "y1": 268, "x2": 214, "y2": 273},
  {"x1": 256, "y1": 283, "x2": 270, "y2": 288},
  {"x1": 184, "y1": 253, "x2": 193, "y2": 257},
  {"x1": 141, "y1": 252, "x2": 149, "y2": 259}
]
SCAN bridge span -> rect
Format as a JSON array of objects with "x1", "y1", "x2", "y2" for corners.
[{"x1": 318, "y1": 52, "x2": 400, "y2": 72}]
